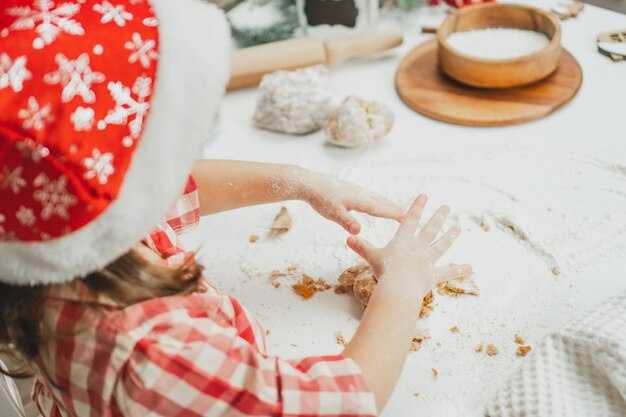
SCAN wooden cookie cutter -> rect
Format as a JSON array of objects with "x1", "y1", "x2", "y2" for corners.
[
  {"x1": 552, "y1": 1, "x2": 584, "y2": 20},
  {"x1": 597, "y1": 30, "x2": 626, "y2": 62}
]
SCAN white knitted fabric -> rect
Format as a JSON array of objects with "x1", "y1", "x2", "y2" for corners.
[{"x1": 486, "y1": 292, "x2": 626, "y2": 417}]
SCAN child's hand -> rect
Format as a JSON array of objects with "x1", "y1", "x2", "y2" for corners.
[
  {"x1": 298, "y1": 171, "x2": 405, "y2": 235},
  {"x1": 343, "y1": 195, "x2": 467, "y2": 412},
  {"x1": 346, "y1": 194, "x2": 464, "y2": 296}
]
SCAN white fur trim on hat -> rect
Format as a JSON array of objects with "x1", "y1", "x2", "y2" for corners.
[{"x1": 0, "y1": 0, "x2": 231, "y2": 286}]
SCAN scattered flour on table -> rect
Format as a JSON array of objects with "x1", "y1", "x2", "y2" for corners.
[
  {"x1": 447, "y1": 28, "x2": 550, "y2": 60},
  {"x1": 321, "y1": 150, "x2": 626, "y2": 415}
]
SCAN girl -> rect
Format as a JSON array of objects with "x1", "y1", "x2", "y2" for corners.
[{"x1": 0, "y1": 0, "x2": 468, "y2": 415}]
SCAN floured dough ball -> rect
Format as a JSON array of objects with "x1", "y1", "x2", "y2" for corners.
[
  {"x1": 338, "y1": 264, "x2": 370, "y2": 286},
  {"x1": 353, "y1": 269, "x2": 377, "y2": 306},
  {"x1": 337, "y1": 263, "x2": 377, "y2": 307},
  {"x1": 252, "y1": 65, "x2": 334, "y2": 134},
  {"x1": 325, "y1": 96, "x2": 394, "y2": 148}
]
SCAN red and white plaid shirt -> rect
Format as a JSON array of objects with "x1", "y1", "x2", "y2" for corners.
[{"x1": 31, "y1": 176, "x2": 377, "y2": 417}]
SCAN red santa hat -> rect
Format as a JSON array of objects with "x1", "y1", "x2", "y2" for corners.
[{"x1": 0, "y1": 0, "x2": 231, "y2": 285}]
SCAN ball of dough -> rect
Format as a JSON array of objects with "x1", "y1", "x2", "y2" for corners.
[
  {"x1": 353, "y1": 269, "x2": 377, "y2": 307},
  {"x1": 252, "y1": 65, "x2": 335, "y2": 134},
  {"x1": 324, "y1": 96, "x2": 394, "y2": 148},
  {"x1": 338, "y1": 263, "x2": 370, "y2": 286}
]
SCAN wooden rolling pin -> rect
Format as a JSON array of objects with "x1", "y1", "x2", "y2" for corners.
[{"x1": 227, "y1": 27, "x2": 403, "y2": 90}]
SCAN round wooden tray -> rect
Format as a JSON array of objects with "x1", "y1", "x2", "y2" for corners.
[{"x1": 396, "y1": 39, "x2": 583, "y2": 127}]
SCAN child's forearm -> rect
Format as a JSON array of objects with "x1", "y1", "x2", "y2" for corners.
[
  {"x1": 343, "y1": 274, "x2": 426, "y2": 413},
  {"x1": 191, "y1": 160, "x2": 306, "y2": 216}
]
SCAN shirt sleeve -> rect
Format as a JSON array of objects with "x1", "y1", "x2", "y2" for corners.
[{"x1": 113, "y1": 312, "x2": 377, "y2": 417}]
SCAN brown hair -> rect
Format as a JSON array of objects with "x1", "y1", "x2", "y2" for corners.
[{"x1": 0, "y1": 247, "x2": 204, "y2": 379}]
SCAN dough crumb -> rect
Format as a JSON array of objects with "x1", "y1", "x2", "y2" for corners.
[
  {"x1": 514, "y1": 334, "x2": 525, "y2": 345},
  {"x1": 414, "y1": 392, "x2": 421, "y2": 397},
  {"x1": 419, "y1": 290, "x2": 435, "y2": 318},
  {"x1": 432, "y1": 368, "x2": 438, "y2": 380},
  {"x1": 517, "y1": 345, "x2": 532, "y2": 356},
  {"x1": 270, "y1": 207, "x2": 292, "y2": 234},
  {"x1": 410, "y1": 329, "x2": 431, "y2": 352},
  {"x1": 449, "y1": 326, "x2": 460, "y2": 334},
  {"x1": 336, "y1": 332, "x2": 345, "y2": 345},
  {"x1": 475, "y1": 343, "x2": 484, "y2": 352},
  {"x1": 437, "y1": 273, "x2": 480, "y2": 297},
  {"x1": 486, "y1": 344, "x2": 499, "y2": 356},
  {"x1": 270, "y1": 271, "x2": 287, "y2": 279},
  {"x1": 270, "y1": 270, "x2": 292, "y2": 288},
  {"x1": 249, "y1": 234, "x2": 259, "y2": 243},
  {"x1": 334, "y1": 285, "x2": 349, "y2": 295},
  {"x1": 410, "y1": 336, "x2": 428, "y2": 352},
  {"x1": 552, "y1": 266, "x2": 561, "y2": 276},
  {"x1": 292, "y1": 274, "x2": 332, "y2": 300}
]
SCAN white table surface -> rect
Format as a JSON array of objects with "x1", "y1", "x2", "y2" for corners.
[{"x1": 182, "y1": 2, "x2": 626, "y2": 416}]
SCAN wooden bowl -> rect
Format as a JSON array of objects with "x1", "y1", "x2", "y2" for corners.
[{"x1": 437, "y1": 3, "x2": 562, "y2": 89}]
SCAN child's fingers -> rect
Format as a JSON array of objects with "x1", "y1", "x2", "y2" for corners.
[
  {"x1": 417, "y1": 205, "x2": 450, "y2": 244},
  {"x1": 367, "y1": 194, "x2": 406, "y2": 221},
  {"x1": 396, "y1": 194, "x2": 428, "y2": 239},
  {"x1": 352, "y1": 197, "x2": 405, "y2": 222},
  {"x1": 430, "y1": 225, "x2": 462, "y2": 259},
  {"x1": 434, "y1": 263, "x2": 473, "y2": 282},
  {"x1": 346, "y1": 236, "x2": 377, "y2": 261},
  {"x1": 328, "y1": 207, "x2": 361, "y2": 235}
]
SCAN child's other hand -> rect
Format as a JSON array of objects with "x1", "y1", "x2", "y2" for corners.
[
  {"x1": 346, "y1": 194, "x2": 464, "y2": 297},
  {"x1": 298, "y1": 171, "x2": 404, "y2": 235}
]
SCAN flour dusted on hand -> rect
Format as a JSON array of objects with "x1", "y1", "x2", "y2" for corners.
[
  {"x1": 324, "y1": 96, "x2": 394, "y2": 148},
  {"x1": 252, "y1": 65, "x2": 335, "y2": 134},
  {"x1": 447, "y1": 28, "x2": 550, "y2": 60}
]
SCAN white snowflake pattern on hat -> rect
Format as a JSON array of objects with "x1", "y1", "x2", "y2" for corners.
[
  {"x1": 142, "y1": 16, "x2": 158, "y2": 27},
  {"x1": 18, "y1": 96, "x2": 54, "y2": 130},
  {"x1": 32, "y1": 174, "x2": 78, "y2": 221},
  {"x1": 44, "y1": 53, "x2": 105, "y2": 103},
  {"x1": 15, "y1": 139, "x2": 50, "y2": 163},
  {"x1": 15, "y1": 206, "x2": 36, "y2": 227},
  {"x1": 125, "y1": 32, "x2": 157, "y2": 69},
  {"x1": 5, "y1": 0, "x2": 85, "y2": 49},
  {"x1": 93, "y1": 1, "x2": 133, "y2": 26},
  {"x1": 0, "y1": 54, "x2": 32, "y2": 92},
  {"x1": 1, "y1": 166, "x2": 27, "y2": 194},
  {"x1": 103, "y1": 75, "x2": 152, "y2": 147},
  {"x1": 71, "y1": 106, "x2": 95, "y2": 131},
  {"x1": 83, "y1": 149, "x2": 114, "y2": 184},
  {"x1": 0, "y1": 214, "x2": 13, "y2": 241}
]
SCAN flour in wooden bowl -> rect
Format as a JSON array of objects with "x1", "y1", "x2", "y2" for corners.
[{"x1": 447, "y1": 28, "x2": 550, "y2": 60}]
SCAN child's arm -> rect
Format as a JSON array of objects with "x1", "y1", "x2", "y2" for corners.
[
  {"x1": 343, "y1": 195, "x2": 465, "y2": 411},
  {"x1": 191, "y1": 160, "x2": 404, "y2": 234}
]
